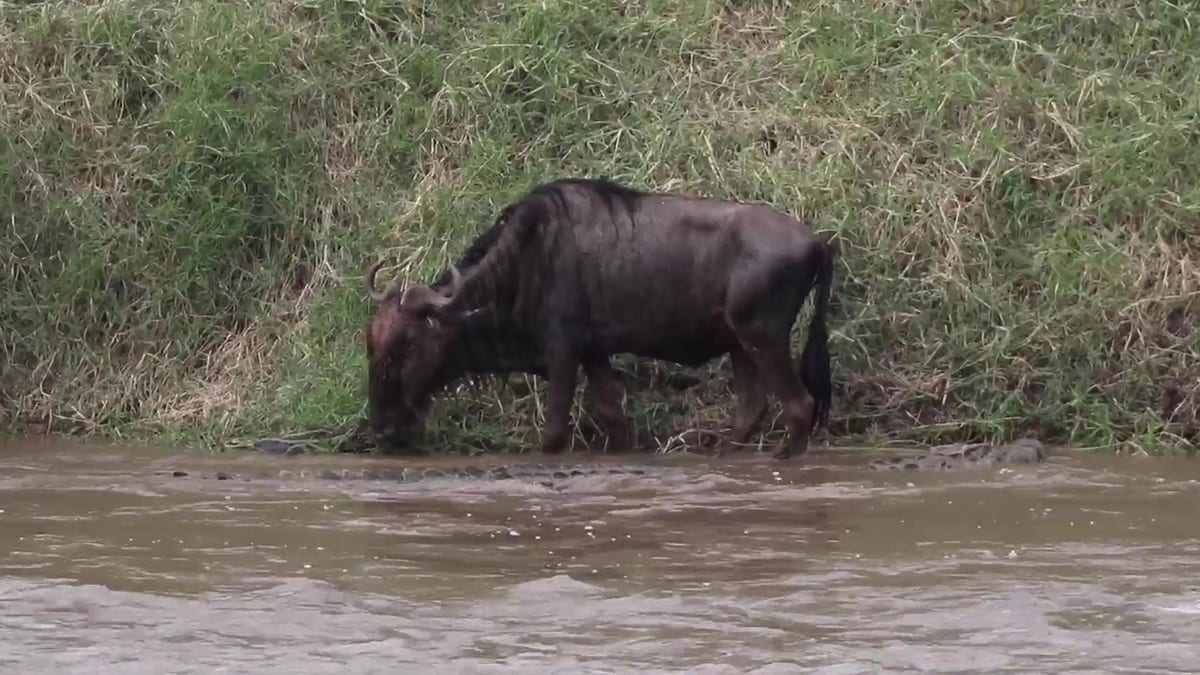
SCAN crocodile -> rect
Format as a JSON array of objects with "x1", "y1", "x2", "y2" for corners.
[
  {"x1": 168, "y1": 437, "x2": 1048, "y2": 487},
  {"x1": 867, "y1": 438, "x2": 1049, "y2": 471},
  {"x1": 157, "y1": 462, "x2": 656, "y2": 488},
  {"x1": 155, "y1": 436, "x2": 660, "y2": 488}
]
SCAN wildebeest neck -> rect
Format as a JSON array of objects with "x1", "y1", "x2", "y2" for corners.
[
  {"x1": 443, "y1": 312, "x2": 542, "y2": 378},
  {"x1": 422, "y1": 199, "x2": 544, "y2": 379},
  {"x1": 462, "y1": 179, "x2": 635, "y2": 294},
  {"x1": 424, "y1": 179, "x2": 644, "y2": 380}
]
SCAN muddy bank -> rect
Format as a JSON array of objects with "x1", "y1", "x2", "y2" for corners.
[{"x1": 1, "y1": 436, "x2": 1199, "y2": 672}]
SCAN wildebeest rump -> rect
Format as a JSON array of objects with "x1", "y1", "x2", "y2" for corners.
[{"x1": 363, "y1": 177, "x2": 837, "y2": 459}]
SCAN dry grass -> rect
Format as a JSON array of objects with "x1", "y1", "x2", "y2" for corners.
[{"x1": 1, "y1": 0, "x2": 1197, "y2": 454}]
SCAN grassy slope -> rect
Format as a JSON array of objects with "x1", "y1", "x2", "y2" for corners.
[{"x1": 1, "y1": 0, "x2": 1196, "y2": 454}]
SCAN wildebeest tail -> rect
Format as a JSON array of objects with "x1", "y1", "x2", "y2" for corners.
[{"x1": 799, "y1": 238, "x2": 835, "y2": 431}]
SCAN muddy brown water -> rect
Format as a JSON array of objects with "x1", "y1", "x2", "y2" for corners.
[{"x1": 2, "y1": 436, "x2": 1200, "y2": 673}]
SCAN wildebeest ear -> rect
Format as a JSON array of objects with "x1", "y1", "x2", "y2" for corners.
[
  {"x1": 826, "y1": 234, "x2": 842, "y2": 258},
  {"x1": 429, "y1": 307, "x2": 483, "y2": 327}
]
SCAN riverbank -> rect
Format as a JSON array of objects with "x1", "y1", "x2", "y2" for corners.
[{"x1": 2, "y1": 0, "x2": 1196, "y2": 454}]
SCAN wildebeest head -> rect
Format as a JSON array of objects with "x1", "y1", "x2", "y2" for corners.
[{"x1": 363, "y1": 260, "x2": 476, "y2": 449}]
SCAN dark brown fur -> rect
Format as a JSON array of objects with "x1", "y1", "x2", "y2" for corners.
[{"x1": 363, "y1": 177, "x2": 837, "y2": 459}]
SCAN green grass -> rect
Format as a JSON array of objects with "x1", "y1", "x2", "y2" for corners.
[{"x1": 1, "y1": 0, "x2": 1197, "y2": 455}]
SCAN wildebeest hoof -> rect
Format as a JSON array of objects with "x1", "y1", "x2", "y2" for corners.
[
  {"x1": 711, "y1": 442, "x2": 733, "y2": 459},
  {"x1": 773, "y1": 446, "x2": 800, "y2": 460},
  {"x1": 606, "y1": 432, "x2": 635, "y2": 453},
  {"x1": 772, "y1": 440, "x2": 808, "y2": 460},
  {"x1": 675, "y1": 428, "x2": 720, "y2": 452}
]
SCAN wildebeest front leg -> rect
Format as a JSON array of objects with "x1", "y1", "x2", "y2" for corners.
[
  {"x1": 584, "y1": 359, "x2": 633, "y2": 452},
  {"x1": 540, "y1": 357, "x2": 579, "y2": 455}
]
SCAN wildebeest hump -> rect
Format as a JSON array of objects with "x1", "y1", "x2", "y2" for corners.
[{"x1": 560, "y1": 197, "x2": 745, "y2": 360}]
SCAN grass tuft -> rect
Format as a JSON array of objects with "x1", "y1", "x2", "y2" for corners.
[{"x1": 2, "y1": 0, "x2": 1197, "y2": 455}]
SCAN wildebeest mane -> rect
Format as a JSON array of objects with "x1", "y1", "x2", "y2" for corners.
[
  {"x1": 429, "y1": 203, "x2": 515, "y2": 290},
  {"x1": 430, "y1": 177, "x2": 645, "y2": 293},
  {"x1": 526, "y1": 176, "x2": 643, "y2": 218}
]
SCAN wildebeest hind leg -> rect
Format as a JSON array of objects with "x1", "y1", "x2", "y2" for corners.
[
  {"x1": 725, "y1": 259, "x2": 818, "y2": 460},
  {"x1": 584, "y1": 359, "x2": 633, "y2": 452},
  {"x1": 744, "y1": 345, "x2": 815, "y2": 459},
  {"x1": 719, "y1": 346, "x2": 767, "y2": 455}
]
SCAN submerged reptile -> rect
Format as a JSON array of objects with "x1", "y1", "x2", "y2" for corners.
[
  {"x1": 150, "y1": 437, "x2": 657, "y2": 488},
  {"x1": 158, "y1": 462, "x2": 655, "y2": 488},
  {"x1": 867, "y1": 438, "x2": 1048, "y2": 471},
  {"x1": 163, "y1": 437, "x2": 1048, "y2": 487}
]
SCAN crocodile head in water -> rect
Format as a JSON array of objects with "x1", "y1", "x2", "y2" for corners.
[{"x1": 867, "y1": 438, "x2": 1048, "y2": 471}]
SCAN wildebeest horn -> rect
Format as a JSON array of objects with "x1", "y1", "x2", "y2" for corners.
[
  {"x1": 432, "y1": 264, "x2": 464, "y2": 306},
  {"x1": 365, "y1": 260, "x2": 400, "y2": 302}
]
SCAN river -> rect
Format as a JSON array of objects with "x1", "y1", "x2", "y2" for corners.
[{"x1": 2, "y1": 435, "x2": 1199, "y2": 673}]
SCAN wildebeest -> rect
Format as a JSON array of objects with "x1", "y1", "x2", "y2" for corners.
[{"x1": 363, "y1": 177, "x2": 836, "y2": 459}]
